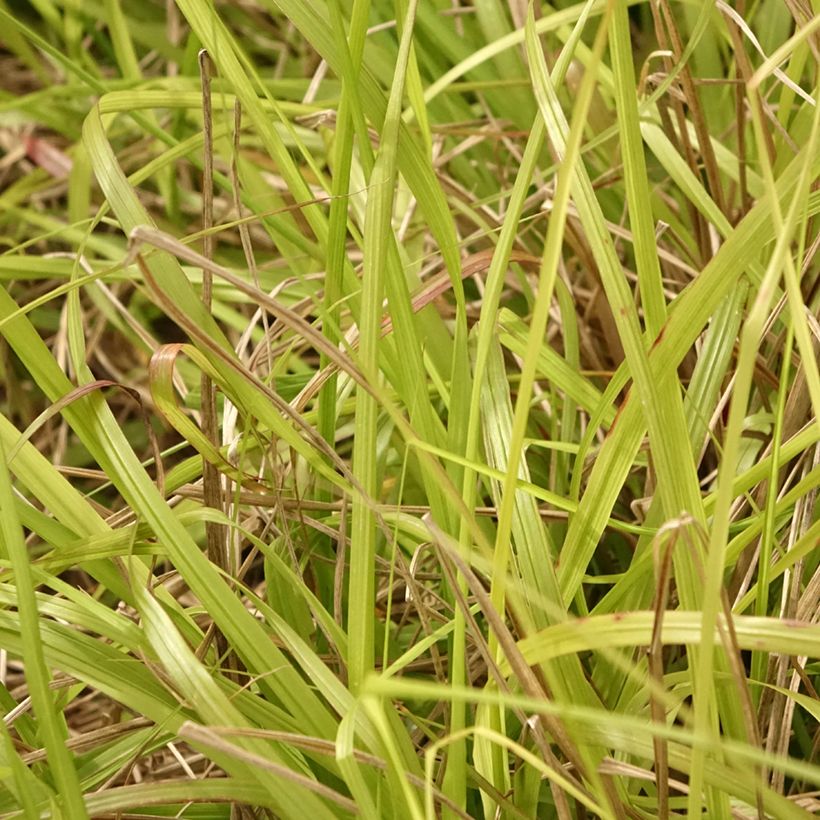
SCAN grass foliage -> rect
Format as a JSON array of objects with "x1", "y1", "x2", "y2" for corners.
[{"x1": 0, "y1": 0, "x2": 819, "y2": 816}]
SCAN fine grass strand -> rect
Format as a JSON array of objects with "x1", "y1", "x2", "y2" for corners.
[{"x1": 0, "y1": 446, "x2": 88, "y2": 818}]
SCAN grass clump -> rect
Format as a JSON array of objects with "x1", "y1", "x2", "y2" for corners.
[{"x1": 0, "y1": 0, "x2": 818, "y2": 817}]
